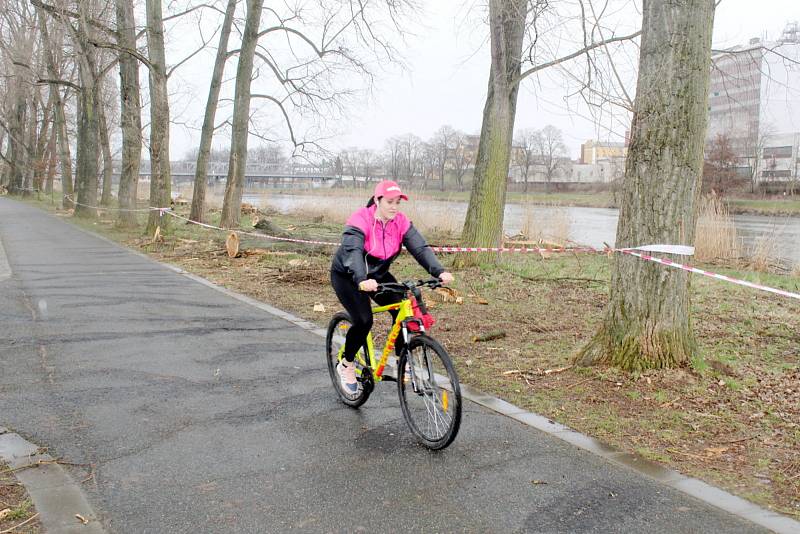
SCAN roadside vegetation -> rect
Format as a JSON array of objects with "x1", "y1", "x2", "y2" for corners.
[
  {"x1": 0, "y1": 461, "x2": 41, "y2": 533},
  {"x1": 16, "y1": 192, "x2": 799, "y2": 518}
]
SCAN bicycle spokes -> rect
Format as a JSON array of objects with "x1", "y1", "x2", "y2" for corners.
[{"x1": 398, "y1": 337, "x2": 461, "y2": 448}]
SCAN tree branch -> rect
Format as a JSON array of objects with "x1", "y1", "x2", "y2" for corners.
[
  {"x1": 251, "y1": 93, "x2": 299, "y2": 147},
  {"x1": 30, "y1": 0, "x2": 116, "y2": 37},
  {"x1": 37, "y1": 78, "x2": 82, "y2": 91},
  {"x1": 167, "y1": 25, "x2": 219, "y2": 78},
  {"x1": 512, "y1": 30, "x2": 642, "y2": 87},
  {"x1": 87, "y1": 39, "x2": 153, "y2": 70}
]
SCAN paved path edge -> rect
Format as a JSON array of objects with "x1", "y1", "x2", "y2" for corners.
[{"x1": 0, "y1": 427, "x2": 106, "y2": 533}]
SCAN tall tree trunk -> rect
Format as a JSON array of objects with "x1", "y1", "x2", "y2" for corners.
[
  {"x1": 576, "y1": 0, "x2": 715, "y2": 371},
  {"x1": 74, "y1": 84, "x2": 100, "y2": 217},
  {"x1": 145, "y1": 0, "x2": 172, "y2": 235},
  {"x1": 37, "y1": 13, "x2": 74, "y2": 208},
  {"x1": 190, "y1": 0, "x2": 237, "y2": 223},
  {"x1": 56, "y1": 91, "x2": 75, "y2": 209},
  {"x1": 98, "y1": 93, "x2": 114, "y2": 206},
  {"x1": 45, "y1": 124, "x2": 57, "y2": 195},
  {"x1": 8, "y1": 95, "x2": 27, "y2": 194},
  {"x1": 73, "y1": 1, "x2": 100, "y2": 218},
  {"x1": 220, "y1": 0, "x2": 264, "y2": 229},
  {"x1": 33, "y1": 92, "x2": 54, "y2": 194},
  {"x1": 115, "y1": 0, "x2": 142, "y2": 227},
  {"x1": 23, "y1": 96, "x2": 38, "y2": 195},
  {"x1": 0, "y1": 131, "x2": 7, "y2": 187},
  {"x1": 458, "y1": 0, "x2": 525, "y2": 263}
]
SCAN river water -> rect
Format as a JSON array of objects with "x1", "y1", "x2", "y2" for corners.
[{"x1": 243, "y1": 193, "x2": 800, "y2": 266}]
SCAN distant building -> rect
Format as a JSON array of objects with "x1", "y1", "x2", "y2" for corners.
[
  {"x1": 706, "y1": 22, "x2": 800, "y2": 183},
  {"x1": 757, "y1": 132, "x2": 800, "y2": 184},
  {"x1": 580, "y1": 140, "x2": 627, "y2": 165}
]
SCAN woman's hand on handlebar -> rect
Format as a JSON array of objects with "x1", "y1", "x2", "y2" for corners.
[
  {"x1": 439, "y1": 272, "x2": 454, "y2": 285},
  {"x1": 358, "y1": 279, "x2": 379, "y2": 292}
]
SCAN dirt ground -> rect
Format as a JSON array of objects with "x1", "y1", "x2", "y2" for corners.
[
  {"x1": 0, "y1": 462, "x2": 41, "y2": 533},
  {"x1": 31, "y1": 199, "x2": 800, "y2": 519}
]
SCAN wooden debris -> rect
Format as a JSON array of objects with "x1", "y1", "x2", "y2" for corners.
[
  {"x1": 472, "y1": 330, "x2": 506, "y2": 343},
  {"x1": 225, "y1": 232, "x2": 240, "y2": 258}
]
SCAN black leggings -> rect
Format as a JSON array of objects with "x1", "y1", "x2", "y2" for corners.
[{"x1": 331, "y1": 270, "x2": 405, "y2": 362}]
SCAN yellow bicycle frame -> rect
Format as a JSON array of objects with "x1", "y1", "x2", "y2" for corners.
[{"x1": 336, "y1": 297, "x2": 415, "y2": 382}]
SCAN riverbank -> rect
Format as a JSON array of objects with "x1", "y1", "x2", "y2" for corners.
[
  {"x1": 212, "y1": 186, "x2": 800, "y2": 217},
  {"x1": 17, "y1": 195, "x2": 800, "y2": 519}
]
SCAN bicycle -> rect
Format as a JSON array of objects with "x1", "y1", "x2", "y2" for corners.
[{"x1": 326, "y1": 278, "x2": 462, "y2": 450}]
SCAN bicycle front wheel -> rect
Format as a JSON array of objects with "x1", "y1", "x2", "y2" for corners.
[
  {"x1": 326, "y1": 312, "x2": 373, "y2": 408},
  {"x1": 397, "y1": 335, "x2": 462, "y2": 450}
]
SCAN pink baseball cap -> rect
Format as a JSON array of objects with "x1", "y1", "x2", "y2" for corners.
[{"x1": 373, "y1": 180, "x2": 408, "y2": 201}]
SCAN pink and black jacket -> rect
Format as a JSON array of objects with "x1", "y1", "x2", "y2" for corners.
[{"x1": 331, "y1": 205, "x2": 445, "y2": 285}]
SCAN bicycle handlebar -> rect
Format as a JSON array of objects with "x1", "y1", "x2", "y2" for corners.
[{"x1": 375, "y1": 277, "x2": 442, "y2": 294}]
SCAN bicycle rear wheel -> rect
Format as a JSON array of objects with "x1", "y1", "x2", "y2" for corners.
[
  {"x1": 397, "y1": 335, "x2": 462, "y2": 450},
  {"x1": 326, "y1": 312, "x2": 373, "y2": 408}
]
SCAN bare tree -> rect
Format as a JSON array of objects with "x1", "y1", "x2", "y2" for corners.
[
  {"x1": 219, "y1": 0, "x2": 263, "y2": 228},
  {"x1": 35, "y1": 11, "x2": 74, "y2": 208},
  {"x1": 400, "y1": 133, "x2": 422, "y2": 186},
  {"x1": 460, "y1": 0, "x2": 641, "y2": 262},
  {"x1": 144, "y1": 0, "x2": 172, "y2": 234},
  {"x1": 219, "y1": 0, "x2": 415, "y2": 226},
  {"x1": 385, "y1": 136, "x2": 403, "y2": 182},
  {"x1": 576, "y1": 0, "x2": 716, "y2": 371},
  {"x1": 71, "y1": 0, "x2": 102, "y2": 218},
  {"x1": 431, "y1": 125, "x2": 456, "y2": 191},
  {"x1": 533, "y1": 125, "x2": 567, "y2": 193},
  {"x1": 189, "y1": 0, "x2": 237, "y2": 223},
  {"x1": 114, "y1": 0, "x2": 142, "y2": 227},
  {"x1": 359, "y1": 148, "x2": 378, "y2": 188},
  {"x1": 451, "y1": 131, "x2": 472, "y2": 192},
  {"x1": 340, "y1": 148, "x2": 359, "y2": 188},
  {"x1": 97, "y1": 78, "x2": 116, "y2": 206},
  {"x1": 515, "y1": 129, "x2": 538, "y2": 193},
  {"x1": 703, "y1": 133, "x2": 737, "y2": 195},
  {"x1": 1, "y1": 1, "x2": 37, "y2": 195}
]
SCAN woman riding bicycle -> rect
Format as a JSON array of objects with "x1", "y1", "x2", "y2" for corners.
[{"x1": 330, "y1": 180, "x2": 454, "y2": 393}]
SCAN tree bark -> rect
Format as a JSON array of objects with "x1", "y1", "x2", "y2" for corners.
[
  {"x1": 115, "y1": 0, "x2": 142, "y2": 227},
  {"x1": 189, "y1": 0, "x2": 237, "y2": 223},
  {"x1": 458, "y1": 0, "x2": 525, "y2": 264},
  {"x1": 145, "y1": 0, "x2": 172, "y2": 235},
  {"x1": 55, "y1": 89, "x2": 75, "y2": 209},
  {"x1": 7, "y1": 92, "x2": 27, "y2": 194},
  {"x1": 98, "y1": 90, "x2": 114, "y2": 206},
  {"x1": 220, "y1": 0, "x2": 264, "y2": 229},
  {"x1": 576, "y1": 0, "x2": 715, "y2": 371},
  {"x1": 23, "y1": 96, "x2": 39, "y2": 195},
  {"x1": 33, "y1": 91, "x2": 54, "y2": 194},
  {"x1": 72, "y1": 1, "x2": 101, "y2": 218},
  {"x1": 45, "y1": 124, "x2": 57, "y2": 195}
]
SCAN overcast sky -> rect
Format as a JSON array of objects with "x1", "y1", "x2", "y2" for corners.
[{"x1": 167, "y1": 1, "x2": 799, "y2": 161}]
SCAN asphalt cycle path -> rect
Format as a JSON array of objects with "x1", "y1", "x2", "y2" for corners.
[{"x1": 0, "y1": 198, "x2": 769, "y2": 533}]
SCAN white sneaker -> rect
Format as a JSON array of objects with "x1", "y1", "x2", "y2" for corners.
[{"x1": 336, "y1": 360, "x2": 358, "y2": 394}]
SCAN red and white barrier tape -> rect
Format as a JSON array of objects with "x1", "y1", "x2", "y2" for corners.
[
  {"x1": 37, "y1": 197, "x2": 800, "y2": 302},
  {"x1": 430, "y1": 245, "x2": 602, "y2": 254},
  {"x1": 164, "y1": 210, "x2": 342, "y2": 247},
  {"x1": 167, "y1": 211, "x2": 800, "y2": 301},
  {"x1": 619, "y1": 249, "x2": 800, "y2": 301},
  {"x1": 63, "y1": 194, "x2": 162, "y2": 213}
]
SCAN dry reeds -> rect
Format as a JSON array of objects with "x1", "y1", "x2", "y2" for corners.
[
  {"x1": 694, "y1": 194, "x2": 739, "y2": 262},
  {"x1": 747, "y1": 228, "x2": 783, "y2": 273},
  {"x1": 518, "y1": 205, "x2": 571, "y2": 246}
]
